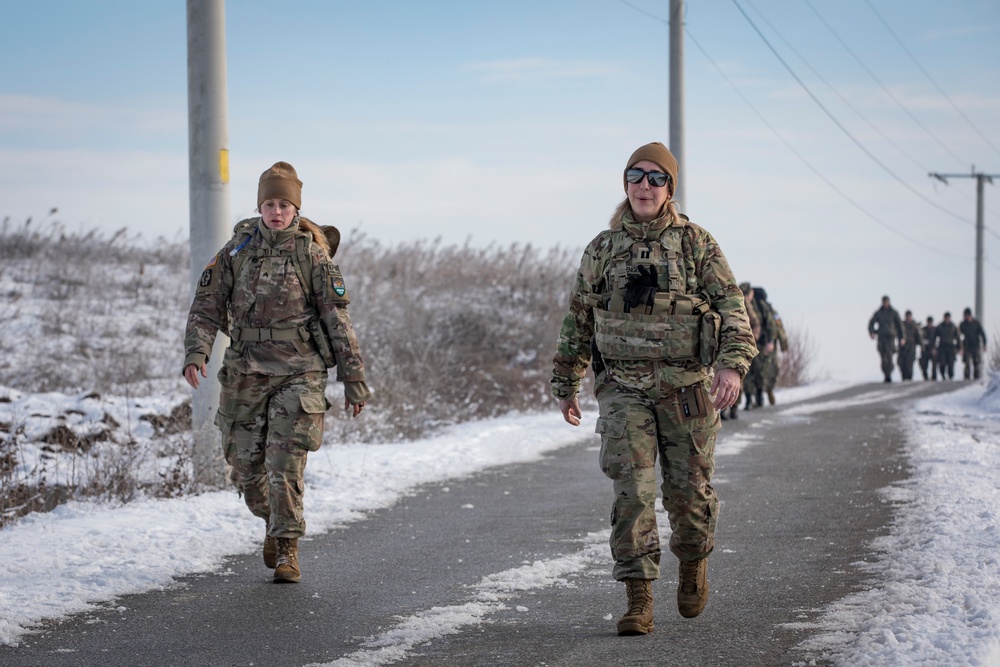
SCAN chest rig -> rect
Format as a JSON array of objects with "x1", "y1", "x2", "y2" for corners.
[
  {"x1": 226, "y1": 219, "x2": 317, "y2": 348},
  {"x1": 593, "y1": 225, "x2": 717, "y2": 364}
]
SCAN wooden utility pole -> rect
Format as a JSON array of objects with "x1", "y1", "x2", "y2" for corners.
[
  {"x1": 187, "y1": 0, "x2": 231, "y2": 487},
  {"x1": 929, "y1": 169, "x2": 997, "y2": 323}
]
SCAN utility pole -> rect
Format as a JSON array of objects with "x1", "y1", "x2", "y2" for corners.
[
  {"x1": 929, "y1": 168, "x2": 997, "y2": 323},
  {"x1": 187, "y1": 0, "x2": 231, "y2": 487},
  {"x1": 669, "y1": 0, "x2": 685, "y2": 209}
]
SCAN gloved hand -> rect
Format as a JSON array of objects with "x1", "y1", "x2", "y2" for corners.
[
  {"x1": 624, "y1": 264, "x2": 658, "y2": 312},
  {"x1": 344, "y1": 380, "x2": 372, "y2": 406}
]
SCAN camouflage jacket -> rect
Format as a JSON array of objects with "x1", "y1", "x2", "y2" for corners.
[
  {"x1": 753, "y1": 297, "x2": 777, "y2": 348},
  {"x1": 936, "y1": 321, "x2": 960, "y2": 350},
  {"x1": 745, "y1": 294, "x2": 761, "y2": 340},
  {"x1": 551, "y1": 210, "x2": 757, "y2": 399},
  {"x1": 183, "y1": 217, "x2": 366, "y2": 382},
  {"x1": 921, "y1": 323, "x2": 937, "y2": 351},
  {"x1": 868, "y1": 306, "x2": 903, "y2": 341},
  {"x1": 900, "y1": 320, "x2": 921, "y2": 350},
  {"x1": 773, "y1": 311, "x2": 788, "y2": 352},
  {"x1": 959, "y1": 318, "x2": 986, "y2": 351}
]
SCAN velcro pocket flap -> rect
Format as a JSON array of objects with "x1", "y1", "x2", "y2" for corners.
[
  {"x1": 595, "y1": 417, "x2": 626, "y2": 438},
  {"x1": 299, "y1": 393, "x2": 328, "y2": 414}
]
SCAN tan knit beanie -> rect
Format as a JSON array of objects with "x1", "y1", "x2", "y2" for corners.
[
  {"x1": 623, "y1": 142, "x2": 678, "y2": 196},
  {"x1": 257, "y1": 161, "x2": 302, "y2": 210}
]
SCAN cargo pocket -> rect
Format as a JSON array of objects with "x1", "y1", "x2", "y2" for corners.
[
  {"x1": 295, "y1": 392, "x2": 329, "y2": 452},
  {"x1": 214, "y1": 409, "x2": 237, "y2": 464},
  {"x1": 596, "y1": 416, "x2": 631, "y2": 481},
  {"x1": 299, "y1": 392, "x2": 329, "y2": 414}
]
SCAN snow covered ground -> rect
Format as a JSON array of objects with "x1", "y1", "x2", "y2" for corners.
[{"x1": 2, "y1": 379, "x2": 999, "y2": 667}]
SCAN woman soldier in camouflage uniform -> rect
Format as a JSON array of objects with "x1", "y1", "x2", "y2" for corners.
[
  {"x1": 183, "y1": 162, "x2": 370, "y2": 583},
  {"x1": 551, "y1": 143, "x2": 756, "y2": 634}
]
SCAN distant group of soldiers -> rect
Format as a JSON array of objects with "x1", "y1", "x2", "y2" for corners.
[
  {"x1": 721, "y1": 283, "x2": 788, "y2": 420},
  {"x1": 868, "y1": 295, "x2": 988, "y2": 383}
]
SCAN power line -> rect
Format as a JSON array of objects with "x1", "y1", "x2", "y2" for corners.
[
  {"x1": 744, "y1": 0, "x2": 927, "y2": 173},
  {"x1": 803, "y1": 0, "x2": 971, "y2": 170},
  {"x1": 745, "y1": 0, "x2": 993, "y2": 218},
  {"x1": 732, "y1": 0, "x2": 974, "y2": 227},
  {"x1": 862, "y1": 0, "x2": 1000, "y2": 161},
  {"x1": 615, "y1": 0, "x2": 994, "y2": 265},
  {"x1": 682, "y1": 27, "x2": 970, "y2": 260}
]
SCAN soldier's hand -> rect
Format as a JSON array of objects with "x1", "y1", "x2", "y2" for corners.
[
  {"x1": 345, "y1": 396, "x2": 365, "y2": 418},
  {"x1": 710, "y1": 368, "x2": 742, "y2": 411},
  {"x1": 183, "y1": 363, "x2": 207, "y2": 390},
  {"x1": 559, "y1": 397, "x2": 582, "y2": 426}
]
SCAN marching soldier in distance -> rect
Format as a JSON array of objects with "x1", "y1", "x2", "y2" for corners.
[
  {"x1": 935, "y1": 311, "x2": 960, "y2": 381},
  {"x1": 959, "y1": 307, "x2": 987, "y2": 380},
  {"x1": 745, "y1": 285, "x2": 775, "y2": 408},
  {"x1": 868, "y1": 296, "x2": 903, "y2": 383},
  {"x1": 897, "y1": 310, "x2": 922, "y2": 381},
  {"x1": 754, "y1": 286, "x2": 786, "y2": 404},
  {"x1": 552, "y1": 142, "x2": 756, "y2": 635},
  {"x1": 919, "y1": 315, "x2": 938, "y2": 381}
]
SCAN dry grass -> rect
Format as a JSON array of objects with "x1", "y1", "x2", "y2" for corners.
[
  {"x1": 0, "y1": 216, "x2": 581, "y2": 521},
  {"x1": 776, "y1": 324, "x2": 818, "y2": 387}
]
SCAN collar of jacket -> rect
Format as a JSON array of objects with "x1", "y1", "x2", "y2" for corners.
[
  {"x1": 621, "y1": 208, "x2": 679, "y2": 241},
  {"x1": 257, "y1": 217, "x2": 300, "y2": 248}
]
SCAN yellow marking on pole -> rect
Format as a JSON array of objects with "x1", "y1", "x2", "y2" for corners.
[{"x1": 219, "y1": 148, "x2": 230, "y2": 183}]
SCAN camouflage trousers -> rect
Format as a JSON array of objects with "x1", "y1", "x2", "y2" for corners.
[
  {"x1": 920, "y1": 349, "x2": 937, "y2": 380},
  {"x1": 595, "y1": 375, "x2": 720, "y2": 581},
  {"x1": 215, "y1": 367, "x2": 330, "y2": 539},
  {"x1": 745, "y1": 354, "x2": 763, "y2": 395},
  {"x1": 761, "y1": 350, "x2": 778, "y2": 392},
  {"x1": 876, "y1": 336, "x2": 896, "y2": 378},
  {"x1": 938, "y1": 346, "x2": 957, "y2": 380},
  {"x1": 963, "y1": 347, "x2": 983, "y2": 380},
  {"x1": 898, "y1": 344, "x2": 917, "y2": 380}
]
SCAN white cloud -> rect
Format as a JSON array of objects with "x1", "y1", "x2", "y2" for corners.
[
  {"x1": 0, "y1": 94, "x2": 183, "y2": 136},
  {"x1": 462, "y1": 57, "x2": 621, "y2": 83}
]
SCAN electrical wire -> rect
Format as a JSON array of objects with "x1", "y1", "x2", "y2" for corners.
[
  {"x1": 683, "y1": 28, "x2": 970, "y2": 260},
  {"x1": 862, "y1": 0, "x2": 1000, "y2": 161},
  {"x1": 615, "y1": 0, "x2": 993, "y2": 265},
  {"x1": 732, "y1": 0, "x2": 974, "y2": 227},
  {"x1": 804, "y1": 0, "x2": 971, "y2": 170},
  {"x1": 744, "y1": 0, "x2": 991, "y2": 217}
]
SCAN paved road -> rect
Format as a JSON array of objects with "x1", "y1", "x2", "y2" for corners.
[{"x1": 3, "y1": 381, "x2": 961, "y2": 667}]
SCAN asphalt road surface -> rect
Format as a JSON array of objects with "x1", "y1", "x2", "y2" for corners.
[{"x1": 3, "y1": 380, "x2": 961, "y2": 667}]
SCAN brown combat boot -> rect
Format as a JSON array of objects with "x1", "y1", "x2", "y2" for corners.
[
  {"x1": 617, "y1": 579, "x2": 654, "y2": 635},
  {"x1": 767, "y1": 388, "x2": 776, "y2": 405},
  {"x1": 273, "y1": 538, "x2": 300, "y2": 583},
  {"x1": 677, "y1": 558, "x2": 708, "y2": 618},
  {"x1": 263, "y1": 534, "x2": 277, "y2": 569}
]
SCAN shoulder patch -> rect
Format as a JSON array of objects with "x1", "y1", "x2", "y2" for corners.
[{"x1": 332, "y1": 275, "x2": 347, "y2": 297}]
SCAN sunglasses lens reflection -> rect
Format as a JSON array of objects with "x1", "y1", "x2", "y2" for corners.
[
  {"x1": 625, "y1": 168, "x2": 644, "y2": 184},
  {"x1": 626, "y1": 168, "x2": 668, "y2": 187}
]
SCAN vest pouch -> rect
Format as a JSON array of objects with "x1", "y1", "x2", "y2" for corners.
[
  {"x1": 700, "y1": 310, "x2": 722, "y2": 366},
  {"x1": 594, "y1": 308, "x2": 700, "y2": 361},
  {"x1": 308, "y1": 319, "x2": 337, "y2": 368}
]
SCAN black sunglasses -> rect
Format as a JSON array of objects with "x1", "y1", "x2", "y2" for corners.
[{"x1": 625, "y1": 168, "x2": 671, "y2": 188}]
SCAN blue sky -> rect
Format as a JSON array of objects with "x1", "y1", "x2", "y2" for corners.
[{"x1": 2, "y1": 0, "x2": 999, "y2": 382}]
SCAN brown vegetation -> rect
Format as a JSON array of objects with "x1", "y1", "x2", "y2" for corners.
[{"x1": 776, "y1": 324, "x2": 818, "y2": 387}]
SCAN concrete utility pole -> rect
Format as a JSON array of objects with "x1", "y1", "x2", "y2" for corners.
[
  {"x1": 669, "y1": 0, "x2": 686, "y2": 209},
  {"x1": 929, "y1": 169, "x2": 997, "y2": 323},
  {"x1": 187, "y1": 0, "x2": 231, "y2": 487}
]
